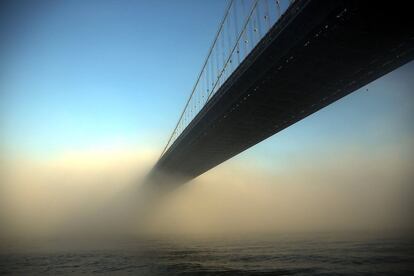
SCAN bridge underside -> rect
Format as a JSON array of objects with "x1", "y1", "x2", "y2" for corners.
[{"x1": 149, "y1": 0, "x2": 414, "y2": 185}]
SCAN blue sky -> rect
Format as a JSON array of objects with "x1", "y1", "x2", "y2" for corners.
[
  {"x1": 1, "y1": 0, "x2": 227, "y2": 159},
  {"x1": 1, "y1": 0, "x2": 413, "y2": 168}
]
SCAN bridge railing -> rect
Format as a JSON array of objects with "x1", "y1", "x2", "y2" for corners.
[{"x1": 160, "y1": 0, "x2": 293, "y2": 158}]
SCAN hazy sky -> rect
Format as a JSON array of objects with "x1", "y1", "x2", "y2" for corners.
[{"x1": 1, "y1": 0, "x2": 413, "y2": 239}]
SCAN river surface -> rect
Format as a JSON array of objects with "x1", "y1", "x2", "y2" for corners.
[{"x1": 1, "y1": 232, "x2": 413, "y2": 275}]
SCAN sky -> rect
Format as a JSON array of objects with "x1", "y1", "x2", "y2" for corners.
[
  {"x1": 0, "y1": 0, "x2": 227, "y2": 159},
  {"x1": 0, "y1": 0, "x2": 413, "y2": 240}
]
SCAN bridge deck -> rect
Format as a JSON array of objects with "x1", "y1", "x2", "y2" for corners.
[{"x1": 150, "y1": 0, "x2": 414, "y2": 184}]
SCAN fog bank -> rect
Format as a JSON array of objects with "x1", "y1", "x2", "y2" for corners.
[{"x1": 1, "y1": 139, "x2": 413, "y2": 250}]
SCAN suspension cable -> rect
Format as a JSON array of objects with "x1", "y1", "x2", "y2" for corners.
[
  {"x1": 207, "y1": 0, "x2": 260, "y2": 102},
  {"x1": 159, "y1": 0, "x2": 235, "y2": 159}
]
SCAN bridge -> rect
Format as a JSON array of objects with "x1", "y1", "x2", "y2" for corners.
[{"x1": 147, "y1": 0, "x2": 414, "y2": 186}]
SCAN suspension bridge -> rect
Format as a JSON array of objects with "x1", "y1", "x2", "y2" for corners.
[{"x1": 147, "y1": 0, "x2": 414, "y2": 185}]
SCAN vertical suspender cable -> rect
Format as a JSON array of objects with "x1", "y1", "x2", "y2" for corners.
[{"x1": 159, "y1": 0, "x2": 234, "y2": 159}]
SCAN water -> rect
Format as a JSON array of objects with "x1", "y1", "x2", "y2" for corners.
[{"x1": 1, "y1": 232, "x2": 413, "y2": 275}]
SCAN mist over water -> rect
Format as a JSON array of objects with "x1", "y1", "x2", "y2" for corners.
[
  {"x1": 1, "y1": 145, "x2": 414, "y2": 275},
  {"x1": 1, "y1": 111, "x2": 414, "y2": 275},
  {"x1": 1, "y1": 140, "x2": 413, "y2": 247}
]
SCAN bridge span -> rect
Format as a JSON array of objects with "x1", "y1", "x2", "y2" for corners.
[{"x1": 148, "y1": 0, "x2": 414, "y2": 185}]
